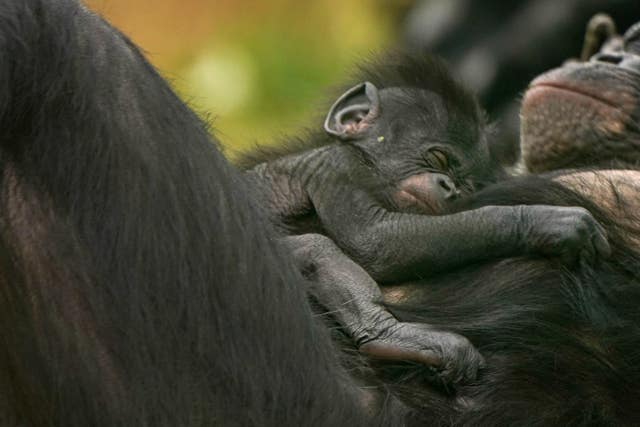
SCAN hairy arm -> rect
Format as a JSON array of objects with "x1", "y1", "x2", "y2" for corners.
[
  {"x1": 245, "y1": 146, "x2": 333, "y2": 232},
  {"x1": 310, "y1": 183, "x2": 609, "y2": 283},
  {"x1": 285, "y1": 233, "x2": 484, "y2": 385}
]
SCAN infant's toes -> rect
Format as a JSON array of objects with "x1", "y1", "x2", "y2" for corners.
[
  {"x1": 462, "y1": 346, "x2": 485, "y2": 383},
  {"x1": 439, "y1": 335, "x2": 484, "y2": 385},
  {"x1": 358, "y1": 325, "x2": 482, "y2": 387},
  {"x1": 359, "y1": 340, "x2": 442, "y2": 367}
]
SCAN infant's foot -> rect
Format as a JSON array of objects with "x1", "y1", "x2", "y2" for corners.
[{"x1": 359, "y1": 322, "x2": 484, "y2": 386}]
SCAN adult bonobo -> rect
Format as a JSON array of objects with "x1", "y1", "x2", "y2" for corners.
[
  {"x1": 2, "y1": 1, "x2": 640, "y2": 426},
  {"x1": 0, "y1": 1, "x2": 376, "y2": 425},
  {"x1": 242, "y1": 54, "x2": 608, "y2": 385},
  {"x1": 301, "y1": 15, "x2": 640, "y2": 425},
  {"x1": 522, "y1": 15, "x2": 640, "y2": 172}
]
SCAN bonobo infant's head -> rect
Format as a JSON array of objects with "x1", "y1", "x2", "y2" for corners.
[
  {"x1": 522, "y1": 16, "x2": 640, "y2": 172},
  {"x1": 324, "y1": 53, "x2": 499, "y2": 214}
]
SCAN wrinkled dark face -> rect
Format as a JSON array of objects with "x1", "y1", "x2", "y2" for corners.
[
  {"x1": 521, "y1": 19, "x2": 640, "y2": 173},
  {"x1": 325, "y1": 82, "x2": 495, "y2": 214}
]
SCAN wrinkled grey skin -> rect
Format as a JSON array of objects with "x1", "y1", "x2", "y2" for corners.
[
  {"x1": 522, "y1": 18, "x2": 640, "y2": 172},
  {"x1": 246, "y1": 74, "x2": 609, "y2": 386}
]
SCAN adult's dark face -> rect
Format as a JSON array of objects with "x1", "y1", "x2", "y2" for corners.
[{"x1": 521, "y1": 19, "x2": 640, "y2": 172}]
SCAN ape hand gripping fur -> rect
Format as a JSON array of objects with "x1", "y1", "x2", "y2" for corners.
[{"x1": 242, "y1": 54, "x2": 609, "y2": 385}]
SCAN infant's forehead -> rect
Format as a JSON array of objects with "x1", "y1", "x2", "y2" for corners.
[
  {"x1": 379, "y1": 87, "x2": 444, "y2": 106},
  {"x1": 378, "y1": 87, "x2": 449, "y2": 124}
]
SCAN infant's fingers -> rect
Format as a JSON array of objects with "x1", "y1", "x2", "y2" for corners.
[{"x1": 592, "y1": 226, "x2": 611, "y2": 258}]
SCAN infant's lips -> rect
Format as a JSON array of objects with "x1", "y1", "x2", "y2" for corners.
[
  {"x1": 394, "y1": 173, "x2": 439, "y2": 214},
  {"x1": 401, "y1": 174, "x2": 431, "y2": 199},
  {"x1": 396, "y1": 189, "x2": 431, "y2": 211}
]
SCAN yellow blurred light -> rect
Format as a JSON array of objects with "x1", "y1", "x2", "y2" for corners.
[{"x1": 184, "y1": 49, "x2": 256, "y2": 116}]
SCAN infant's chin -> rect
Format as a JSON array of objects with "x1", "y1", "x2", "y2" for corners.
[{"x1": 392, "y1": 190, "x2": 441, "y2": 215}]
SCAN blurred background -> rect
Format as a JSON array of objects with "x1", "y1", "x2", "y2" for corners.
[
  {"x1": 85, "y1": 0, "x2": 402, "y2": 157},
  {"x1": 86, "y1": 0, "x2": 640, "y2": 163}
]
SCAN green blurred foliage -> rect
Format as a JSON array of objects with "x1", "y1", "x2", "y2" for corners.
[{"x1": 88, "y1": 0, "x2": 402, "y2": 158}]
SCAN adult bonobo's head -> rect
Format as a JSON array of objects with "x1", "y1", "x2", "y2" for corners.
[
  {"x1": 323, "y1": 53, "x2": 500, "y2": 214},
  {"x1": 522, "y1": 15, "x2": 640, "y2": 172}
]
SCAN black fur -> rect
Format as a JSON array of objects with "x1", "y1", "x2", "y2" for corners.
[
  {"x1": 2, "y1": 1, "x2": 640, "y2": 426},
  {"x1": 0, "y1": 1, "x2": 374, "y2": 425},
  {"x1": 379, "y1": 175, "x2": 640, "y2": 425}
]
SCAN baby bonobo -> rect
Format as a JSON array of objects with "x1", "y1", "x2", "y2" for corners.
[{"x1": 244, "y1": 53, "x2": 610, "y2": 385}]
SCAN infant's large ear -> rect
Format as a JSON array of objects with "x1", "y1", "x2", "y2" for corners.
[{"x1": 324, "y1": 82, "x2": 380, "y2": 140}]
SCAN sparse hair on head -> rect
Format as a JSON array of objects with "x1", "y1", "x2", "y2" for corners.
[{"x1": 351, "y1": 50, "x2": 483, "y2": 126}]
